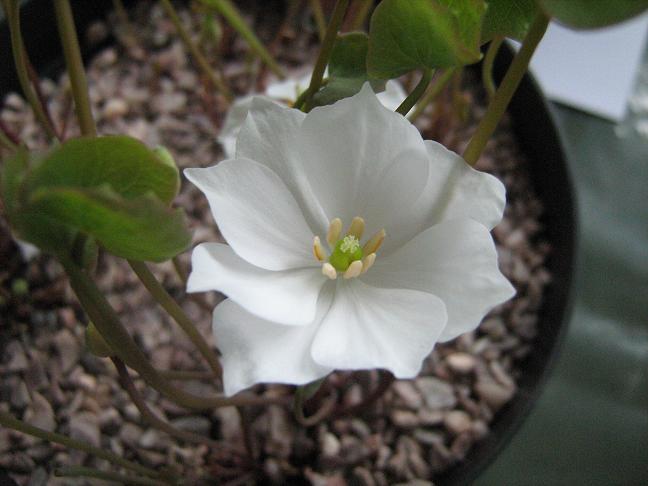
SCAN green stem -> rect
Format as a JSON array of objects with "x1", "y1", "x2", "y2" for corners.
[
  {"x1": 1, "y1": 0, "x2": 58, "y2": 140},
  {"x1": 53, "y1": 0, "x2": 97, "y2": 137},
  {"x1": 160, "y1": 0, "x2": 233, "y2": 101},
  {"x1": 463, "y1": 14, "x2": 549, "y2": 166},
  {"x1": 201, "y1": 0, "x2": 285, "y2": 78},
  {"x1": 112, "y1": 357, "x2": 222, "y2": 448},
  {"x1": 0, "y1": 410, "x2": 161, "y2": 479},
  {"x1": 301, "y1": 0, "x2": 350, "y2": 112},
  {"x1": 59, "y1": 254, "x2": 281, "y2": 410},
  {"x1": 396, "y1": 68, "x2": 433, "y2": 116},
  {"x1": 408, "y1": 68, "x2": 456, "y2": 122},
  {"x1": 128, "y1": 260, "x2": 223, "y2": 378},
  {"x1": 172, "y1": 255, "x2": 188, "y2": 284},
  {"x1": 55, "y1": 466, "x2": 169, "y2": 486},
  {"x1": 309, "y1": 0, "x2": 326, "y2": 42},
  {"x1": 348, "y1": 0, "x2": 372, "y2": 31},
  {"x1": 482, "y1": 35, "x2": 504, "y2": 101}
]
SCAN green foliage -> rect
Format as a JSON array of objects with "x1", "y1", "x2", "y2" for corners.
[
  {"x1": 1, "y1": 136, "x2": 190, "y2": 262},
  {"x1": 482, "y1": 0, "x2": 538, "y2": 42},
  {"x1": 538, "y1": 0, "x2": 648, "y2": 29},
  {"x1": 28, "y1": 186, "x2": 190, "y2": 262},
  {"x1": 367, "y1": 0, "x2": 486, "y2": 79},
  {"x1": 26, "y1": 136, "x2": 180, "y2": 205},
  {"x1": 313, "y1": 32, "x2": 386, "y2": 107}
]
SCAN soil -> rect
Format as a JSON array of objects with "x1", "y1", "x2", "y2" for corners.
[{"x1": 0, "y1": 2, "x2": 551, "y2": 485}]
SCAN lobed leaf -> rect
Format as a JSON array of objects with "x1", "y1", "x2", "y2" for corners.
[
  {"x1": 538, "y1": 0, "x2": 648, "y2": 29},
  {"x1": 27, "y1": 186, "x2": 191, "y2": 262},
  {"x1": 367, "y1": 0, "x2": 486, "y2": 79},
  {"x1": 26, "y1": 135, "x2": 180, "y2": 205},
  {"x1": 481, "y1": 0, "x2": 538, "y2": 42}
]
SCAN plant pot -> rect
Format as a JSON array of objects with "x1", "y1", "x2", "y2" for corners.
[{"x1": 0, "y1": 2, "x2": 576, "y2": 484}]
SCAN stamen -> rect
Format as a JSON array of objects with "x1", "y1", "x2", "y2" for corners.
[
  {"x1": 343, "y1": 260, "x2": 363, "y2": 279},
  {"x1": 361, "y1": 253, "x2": 376, "y2": 274},
  {"x1": 313, "y1": 236, "x2": 326, "y2": 262},
  {"x1": 322, "y1": 262, "x2": 337, "y2": 280},
  {"x1": 327, "y1": 218, "x2": 342, "y2": 247},
  {"x1": 346, "y1": 216, "x2": 365, "y2": 240},
  {"x1": 363, "y1": 229, "x2": 386, "y2": 255}
]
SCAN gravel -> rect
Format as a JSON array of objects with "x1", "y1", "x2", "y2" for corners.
[{"x1": 0, "y1": 2, "x2": 551, "y2": 484}]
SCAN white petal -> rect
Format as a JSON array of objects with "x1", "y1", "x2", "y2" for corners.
[
  {"x1": 363, "y1": 219, "x2": 515, "y2": 342},
  {"x1": 296, "y1": 83, "x2": 431, "y2": 247},
  {"x1": 217, "y1": 95, "x2": 254, "y2": 159},
  {"x1": 420, "y1": 140, "x2": 506, "y2": 230},
  {"x1": 265, "y1": 71, "x2": 312, "y2": 101},
  {"x1": 185, "y1": 158, "x2": 316, "y2": 271},
  {"x1": 188, "y1": 243, "x2": 325, "y2": 325},
  {"x1": 214, "y1": 289, "x2": 334, "y2": 396},
  {"x1": 311, "y1": 279, "x2": 447, "y2": 379},
  {"x1": 236, "y1": 97, "x2": 329, "y2": 235},
  {"x1": 376, "y1": 80, "x2": 407, "y2": 111}
]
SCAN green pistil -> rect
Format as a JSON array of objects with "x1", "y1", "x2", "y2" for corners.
[{"x1": 329, "y1": 235, "x2": 363, "y2": 271}]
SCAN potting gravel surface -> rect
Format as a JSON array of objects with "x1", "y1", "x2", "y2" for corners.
[{"x1": 0, "y1": 3, "x2": 551, "y2": 485}]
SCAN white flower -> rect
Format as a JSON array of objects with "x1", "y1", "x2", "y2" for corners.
[
  {"x1": 186, "y1": 84, "x2": 515, "y2": 396},
  {"x1": 218, "y1": 73, "x2": 407, "y2": 159}
]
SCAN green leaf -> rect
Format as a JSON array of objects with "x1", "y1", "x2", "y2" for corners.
[
  {"x1": 538, "y1": 0, "x2": 648, "y2": 29},
  {"x1": 367, "y1": 0, "x2": 486, "y2": 79},
  {"x1": 27, "y1": 186, "x2": 191, "y2": 262},
  {"x1": 313, "y1": 32, "x2": 386, "y2": 107},
  {"x1": 481, "y1": 0, "x2": 539, "y2": 42},
  {"x1": 26, "y1": 135, "x2": 180, "y2": 205}
]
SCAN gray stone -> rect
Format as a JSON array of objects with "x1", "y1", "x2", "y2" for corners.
[{"x1": 415, "y1": 377, "x2": 456, "y2": 409}]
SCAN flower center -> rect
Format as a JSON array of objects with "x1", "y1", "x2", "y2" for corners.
[{"x1": 312, "y1": 217, "x2": 385, "y2": 280}]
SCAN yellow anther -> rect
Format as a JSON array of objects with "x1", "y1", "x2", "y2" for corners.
[
  {"x1": 343, "y1": 260, "x2": 363, "y2": 279},
  {"x1": 346, "y1": 216, "x2": 365, "y2": 240},
  {"x1": 322, "y1": 262, "x2": 337, "y2": 280},
  {"x1": 313, "y1": 236, "x2": 326, "y2": 262},
  {"x1": 361, "y1": 253, "x2": 376, "y2": 274},
  {"x1": 362, "y1": 229, "x2": 386, "y2": 255},
  {"x1": 327, "y1": 218, "x2": 342, "y2": 247}
]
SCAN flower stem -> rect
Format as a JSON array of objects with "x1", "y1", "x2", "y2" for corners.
[
  {"x1": 482, "y1": 35, "x2": 504, "y2": 101},
  {"x1": 396, "y1": 68, "x2": 434, "y2": 116},
  {"x1": 128, "y1": 259, "x2": 223, "y2": 379},
  {"x1": 112, "y1": 357, "x2": 223, "y2": 448},
  {"x1": 160, "y1": 0, "x2": 233, "y2": 101},
  {"x1": 1, "y1": 0, "x2": 58, "y2": 140},
  {"x1": 0, "y1": 126, "x2": 18, "y2": 152},
  {"x1": 463, "y1": 14, "x2": 549, "y2": 166},
  {"x1": 0, "y1": 410, "x2": 162, "y2": 479},
  {"x1": 300, "y1": 0, "x2": 350, "y2": 112},
  {"x1": 309, "y1": 0, "x2": 327, "y2": 42},
  {"x1": 347, "y1": 0, "x2": 372, "y2": 31},
  {"x1": 293, "y1": 384, "x2": 338, "y2": 427},
  {"x1": 201, "y1": 0, "x2": 285, "y2": 79},
  {"x1": 53, "y1": 0, "x2": 97, "y2": 137},
  {"x1": 408, "y1": 68, "x2": 456, "y2": 122},
  {"x1": 59, "y1": 254, "x2": 281, "y2": 410},
  {"x1": 172, "y1": 255, "x2": 189, "y2": 284},
  {"x1": 55, "y1": 466, "x2": 169, "y2": 486}
]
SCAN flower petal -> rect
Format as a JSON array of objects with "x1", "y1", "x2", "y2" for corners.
[
  {"x1": 214, "y1": 289, "x2": 334, "y2": 396},
  {"x1": 217, "y1": 95, "x2": 254, "y2": 159},
  {"x1": 236, "y1": 96, "x2": 329, "y2": 235},
  {"x1": 185, "y1": 158, "x2": 316, "y2": 271},
  {"x1": 296, "y1": 83, "x2": 431, "y2": 247},
  {"x1": 265, "y1": 72, "x2": 312, "y2": 101},
  {"x1": 311, "y1": 279, "x2": 447, "y2": 379},
  {"x1": 188, "y1": 242, "x2": 325, "y2": 325},
  {"x1": 376, "y1": 80, "x2": 407, "y2": 111},
  {"x1": 419, "y1": 140, "x2": 506, "y2": 230},
  {"x1": 362, "y1": 218, "x2": 515, "y2": 342}
]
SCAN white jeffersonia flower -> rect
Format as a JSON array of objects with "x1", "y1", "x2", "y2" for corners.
[
  {"x1": 186, "y1": 84, "x2": 515, "y2": 396},
  {"x1": 217, "y1": 73, "x2": 407, "y2": 159}
]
